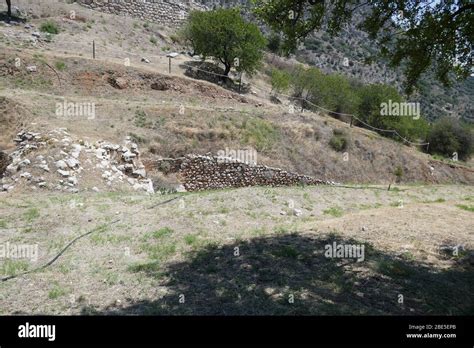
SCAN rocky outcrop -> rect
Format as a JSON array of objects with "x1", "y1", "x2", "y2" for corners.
[
  {"x1": 150, "y1": 154, "x2": 335, "y2": 191},
  {"x1": 0, "y1": 130, "x2": 154, "y2": 194}
]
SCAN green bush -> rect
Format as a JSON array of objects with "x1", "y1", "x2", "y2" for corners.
[
  {"x1": 329, "y1": 131, "x2": 348, "y2": 152},
  {"x1": 40, "y1": 21, "x2": 59, "y2": 34},
  {"x1": 427, "y1": 118, "x2": 473, "y2": 161},
  {"x1": 267, "y1": 32, "x2": 282, "y2": 54},
  {"x1": 270, "y1": 68, "x2": 291, "y2": 94}
]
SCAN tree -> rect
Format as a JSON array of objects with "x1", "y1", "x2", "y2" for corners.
[
  {"x1": 254, "y1": 0, "x2": 474, "y2": 93},
  {"x1": 6, "y1": 0, "x2": 11, "y2": 17},
  {"x1": 184, "y1": 8, "x2": 266, "y2": 78}
]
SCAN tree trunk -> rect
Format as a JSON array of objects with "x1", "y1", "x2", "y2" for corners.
[
  {"x1": 221, "y1": 63, "x2": 231, "y2": 83},
  {"x1": 223, "y1": 64, "x2": 231, "y2": 77},
  {"x1": 6, "y1": 0, "x2": 11, "y2": 17}
]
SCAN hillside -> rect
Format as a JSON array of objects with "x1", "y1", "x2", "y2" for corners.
[{"x1": 0, "y1": 0, "x2": 473, "y2": 318}]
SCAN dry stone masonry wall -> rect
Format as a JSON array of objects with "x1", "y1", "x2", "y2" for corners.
[
  {"x1": 76, "y1": 0, "x2": 208, "y2": 27},
  {"x1": 154, "y1": 154, "x2": 334, "y2": 191}
]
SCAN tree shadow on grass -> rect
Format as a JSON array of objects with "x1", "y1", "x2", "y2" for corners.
[
  {"x1": 88, "y1": 233, "x2": 474, "y2": 315},
  {"x1": 179, "y1": 60, "x2": 251, "y2": 94},
  {"x1": 0, "y1": 13, "x2": 26, "y2": 24}
]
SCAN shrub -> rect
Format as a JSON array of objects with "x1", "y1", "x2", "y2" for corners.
[
  {"x1": 54, "y1": 61, "x2": 66, "y2": 71},
  {"x1": 267, "y1": 32, "x2": 282, "y2": 54},
  {"x1": 427, "y1": 118, "x2": 473, "y2": 161},
  {"x1": 270, "y1": 68, "x2": 291, "y2": 94},
  {"x1": 394, "y1": 165, "x2": 403, "y2": 182},
  {"x1": 40, "y1": 21, "x2": 59, "y2": 34},
  {"x1": 329, "y1": 131, "x2": 348, "y2": 152}
]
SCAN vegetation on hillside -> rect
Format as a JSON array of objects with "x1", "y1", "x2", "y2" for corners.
[
  {"x1": 254, "y1": 0, "x2": 474, "y2": 94},
  {"x1": 183, "y1": 8, "x2": 266, "y2": 78}
]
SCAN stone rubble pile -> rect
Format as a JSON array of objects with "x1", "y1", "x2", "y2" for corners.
[
  {"x1": 0, "y1": 129, "x2": 153, "y2": 194},
  {"x1": 154, "y1": 154, "x2": 335, "y2": 192}
]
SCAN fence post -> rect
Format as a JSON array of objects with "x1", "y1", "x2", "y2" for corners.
[
  {"x1": 169, "y1": 57, "x2": 171, "y2": 74},
  {"x1": 350, "y1": 116, "x2": 353, "y2": 127},
  {"x1": 238, "y1": 73, "x2": 242, "y2": 94},
  {"x1": 92, "y1": 40, "x2": 95, "y2": 59}
]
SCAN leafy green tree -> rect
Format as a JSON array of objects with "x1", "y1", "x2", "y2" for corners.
[
  {"x1": 184, "y1": 8, "x2": 266, "y2": 78},
  {"x1": 254, "y1": 0, "x2": 474, "y2": 93},
  {"x1": 356, "y1": 84, "x2": 429, "y2": 141},
  {"x1": 289, "y1": 66, "x2": 358, "y2": 115}
]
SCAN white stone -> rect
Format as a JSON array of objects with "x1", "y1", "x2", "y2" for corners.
[
  {"x1": 68, "y1": 176, "x2": 78, "y2": 185},
  {"x1": 66, "y1": 158, "x2": 80, "y2": 169},
  {"x1": 55, "y1": 160, "x2": 68, "y2": 170},
  {"x1": 293, "y1": 208, "x2": 302, "y2": 217},
  {"x1": 57, "y1": 169, "x2": 70, "y2": 177}
]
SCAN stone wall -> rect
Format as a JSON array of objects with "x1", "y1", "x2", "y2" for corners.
[
  {"x1": 75, "y1": 0, "x2": 208, "y2": 27},
  {"x1": 150, "y1": 154, "x2": 333, "y2": 191}
]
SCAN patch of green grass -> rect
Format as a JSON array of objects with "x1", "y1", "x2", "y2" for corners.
[
  {"x1": 40, "y1": 21, "x2": 60, "y2": 34},
  {"x1": 274, "y1": 225, "x2": 289, "y2": 234},
  {"x1": 271, "y1": 246, "x2": 299, "y2": 259},
  {"x1": 149, "y1": 36, "x2": 157, "y2": 45},
  {"x1": 0, "y1": 259, "x2": 29, "y2": 276},
  {"x1": 184, "y1": 234, "x2": 198, "y2": 245},
  {"x1": 145, "y1": 243, "x2": 177, "y2": 260},
  {"x1": 24, "y1": 207, "x2": 39, "y2": 222},
  {"x1": 128, "y1": 261, "x2": 162, "y2": 275},
  {"x1": 218, "y1": 206, "x2": 230, "y2": 214},
  {"x1": 104, "y1": 272, "x2": 119, "y2": 285},
  {"x1": 55, "y1": 61, "x2": 66, "y2": 70},
  {"x1": 241, "y1": 118, "x2": 279, "y2": 152},
  {"x1": 134, "y1": 109, "x2": 150, "y2": 128},
  {"x1": 323, "y1": 206, "x2": 343, "y2": 217},
  {"x1": 0, "y1": 219, "x2": 7, "y2": 228},
  {"x1": 48, "y1": 284, "x2": 67, "y2": 299},
  {"x1": 422, "y1": 198, "x2": 445, "y2": 203},
  {"x1": 376, "y1": 259, "x2": 413, "y2": 278},
  {"x1": 152, "y1": 227, "x2": 173, "y2": 239},
  {"x1": 456, "y1": 204, "x2": 474, "y2": 212}
]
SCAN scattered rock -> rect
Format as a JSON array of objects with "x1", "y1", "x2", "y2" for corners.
[
  {"x1": 37, "y1": 164, "x2": 50, "y2": 172},
  {"x1": 151, "y1": 79, "x2": 169, "y2": 91},
  {"x1": 141, "y1": 57, "x2": 150, "y2": 63},
  {"x1": 55, "y1": 160, "x2": 68, "y2": 170},
  {"x1": 57, "y1": 169, "x2": 70, "y2": 177},
  {"x1": 26, "y1": 65, "x2": 37, "y2": 73},
  {"x1": 68, "y1": 176, "x2": 78, "y2": 185},
  {"x1": 109, "y1": 76, "x2": 128, "y2": 89},
  {"x1": 293, "y1": 208, "x2": 302, "y2": 217},
  {"x1": 18, "y1": 159, "x2": 31, "y2": 168},
  {"x1": 65, "y1": 158, "x2": 80, "y2": 169}
]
